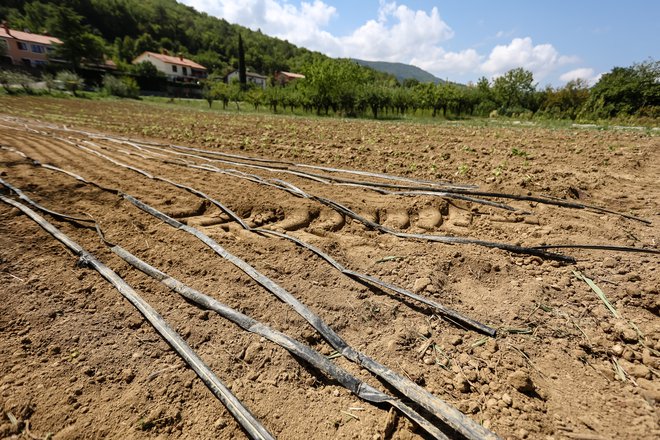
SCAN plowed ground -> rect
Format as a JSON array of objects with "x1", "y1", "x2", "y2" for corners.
[{"x1": 1, "y1": 96, "x2": 659, "y2": 440}]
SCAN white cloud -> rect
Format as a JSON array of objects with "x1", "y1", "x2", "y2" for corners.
[
  {"x1": 181, "y1": 0, "x2": 339, "y2": 50},
  {"x1": 180, "y1": 0, "x2": 455, "y2": 63},
  {"x1": 413, "y1": 49, "x2": 483, "y2": 76},
  {"x1": 480, "y1": 37, "x2": 577, "y2": 80},
  {"x1": 559, "y1": 67, "x2": 601, "y2": 85},
  {"x1": 338, "y1": 2, "x2": 454, "y2": 61},
  {"x1": 179, "y1": 1, "x2": 580, "y2": 84}
]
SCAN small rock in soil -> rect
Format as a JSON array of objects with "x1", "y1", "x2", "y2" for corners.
[
  {"x1": 602, "y1": 257, "x2": 617, "y2": 268},
  {"x1": 413, "y1": 277, "x2": 431, "y2": 293},
  {"x1": 447, "y1": 335, "x2": 463, "y2": 346},
  {"x1": 508, "y1": 370, "x2": 535, "y2": 394},
  {"x1": 416, "y1": 324, "x2": 431, "y2": 337}
]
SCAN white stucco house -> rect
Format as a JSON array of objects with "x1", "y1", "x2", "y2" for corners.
[
  {"x1": 132, "y1": 51, "x2": 207, "y2": 82},
  {"x1": 226, "y1": 70, "x2": 267, "y2": 89}
]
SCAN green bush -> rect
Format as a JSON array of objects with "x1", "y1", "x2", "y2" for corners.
[
  {"x1": 56, "y1": 71, "x2": 84, "y2": 96},
  {"x1": 103, "y1": 74, "x2": 140, "y2": 98},
  {"x1": 0, "y1": 70, "x2": 35, "y2": 94}
]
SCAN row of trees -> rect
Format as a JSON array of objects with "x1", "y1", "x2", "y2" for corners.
[{"x1": 204, "y1": 59, "x2": 659, "y2": 120}]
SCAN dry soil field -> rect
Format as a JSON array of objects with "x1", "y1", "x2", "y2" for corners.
[{"x1": 0, "y1": 96, "x2": 659, "y2": 440}]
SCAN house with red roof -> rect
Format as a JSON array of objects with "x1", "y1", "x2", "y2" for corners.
[
  {"x1": 274, "y1": 71, "x2": 305, "y2": 86},
  {"x1": 0, "y1": 22, "x2": 62, "y2": 67},
  {"x1": 132, "y1": 51, "x2": 207, "y2": 82}
]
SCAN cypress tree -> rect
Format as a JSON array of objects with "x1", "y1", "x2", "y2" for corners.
[{"x1": 238, "y1": 33, "x2": 246, "y2": 89}]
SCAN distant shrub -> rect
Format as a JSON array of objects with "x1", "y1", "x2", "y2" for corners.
[
  {"x1": 56, "y1": 71, "x2": 84, "y2": 96},
  {"x1": 103, "y1": 74, "x2": 139, "y2": 98},
  {"x1": 0, "y1": 70, "x2": 35, "y2": 94}
]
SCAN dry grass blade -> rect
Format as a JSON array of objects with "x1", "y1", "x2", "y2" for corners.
[{"x1": 573, "y1": 271, "x2": 620, "y2": 318}]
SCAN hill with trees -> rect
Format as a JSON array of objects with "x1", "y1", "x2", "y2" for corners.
[{"x1": 0, "y1": 0, "x2": 328, "y2": 76}]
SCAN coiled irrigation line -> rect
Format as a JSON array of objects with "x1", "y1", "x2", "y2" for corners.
[
  {"x1": 0, "y1": 194, "x2": 275, "y2": 440},
  {"x1": 0, "y1": 157, "x2": 499, "y2": 440}
]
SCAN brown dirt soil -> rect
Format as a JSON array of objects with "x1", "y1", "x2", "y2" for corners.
[{"x1": 1, "y1": 96, "x2": 659, "y2": 440}]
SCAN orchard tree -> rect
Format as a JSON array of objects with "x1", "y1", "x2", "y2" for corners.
[
  {"x1": 492, "y1": 68, "x2": 536, "y2": 114},
  {"x1": 584, "y1": 59, "x2": 659, "y2": 117}
]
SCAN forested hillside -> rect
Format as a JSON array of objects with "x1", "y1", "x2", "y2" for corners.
[
  {"x1": 0, "y1": 0, "x2": 325, "y2": 76},
  {"x1": 353, "y1": 59, "x2": 444, "y2": 85}
]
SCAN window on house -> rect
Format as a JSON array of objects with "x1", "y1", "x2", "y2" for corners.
[
  {"x1": 172, "y1": 65, "x2": 177, "y2": 73},
  {"x1": 31, "y1": 44, "x2": 44, "y2": 53},
  {"x1": 182, "y1": 67, "x2": 187, "y2": 76},
  {"x1": 17, "y1": 41, "x2": 28, "y2": 51}
]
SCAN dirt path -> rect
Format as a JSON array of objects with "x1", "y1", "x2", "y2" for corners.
[{"x1": 1, "y1": 97, "x2": 658, "y2": 439}]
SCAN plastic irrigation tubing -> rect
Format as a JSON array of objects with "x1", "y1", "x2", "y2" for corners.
[
  {"x1": 0, "y1": 116, "x2": 653, "y2": 224},
  {"x1": 72, "y1": 140, "x2": 573, "y2": 262},
  {"x1": 102, "y1": 135, "x2": 474, "y2": 189},
  {"x1": 84, "y1": 134, "x2": 516, "y2": 213},
  {"x1": 109, "y1": 245, "x2": 450, "y2": 440},
  {"x1": 79, "y1": 154, "x2": 494, "y2": 334},
  {"x1": 0, "y1": 178, "x2": 450, "y2": 438},
  {"x1": 0, "y1": 195, "x2": 275, "y2": 440},
  {"x1": 310, "y1": 195, "x2": 576, "y2": 263},
  {"x1": 98, "y1": 136, "x2": 648, "y2": 224},
  {"x1": 1, "y1": 153, "x2": 498, "y2": 440},
  {"x1": 256, "y1": 229, "x2": 496, "y2": 337},
  {"x1": 532, "y1": 244, "x2": 660, "y2": 255},
  {"x1": 123, "y1": 195, "x2": 500, "y2": 440}
]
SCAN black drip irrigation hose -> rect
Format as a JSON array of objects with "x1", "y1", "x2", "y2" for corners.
[
  {"x1": 88, "y1": 133, "x2": 650, "y2": 225},
  {"x1": 0, "y1": 194, "x2": 275, "y2": 440},
  {"x1": 0, "y1": 116, "x2": 653, "y2": 225},
  {"x1": 47, "y1": 141, "x2": 495, "y2": 335},
  {"x1": 0, "y1": 161, "x2": 499, "y2": 440},
  {"x1": 69, "y1": 140, "x2": 574, "y2": 263},
  {"x1": 109, "y1": 245, "x2": 450, "y2": 440},
  {"x1": 533, "y1": 244, "x2": 660, "y2": 255},
  {"x1": 0, "y1": 183, "x2": 450, "y2": 439},
  {"x1": 108, "y1": 138, "x2": 517, "y2": 211},
  {"x1": 256, "y1": 229, "x2": 496, "y2": 337}
]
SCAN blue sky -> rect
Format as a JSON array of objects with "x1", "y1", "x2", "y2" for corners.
[{"x1": 180, "y1": 0, "x2": 659, "y2": 86}]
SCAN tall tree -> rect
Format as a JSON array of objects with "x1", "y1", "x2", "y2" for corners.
[
  {"x1": 48, "y1": 5, "x2": 107, "y2": 71},
  {"x1": 238, "y1": 33, "x2": 246, "y2": 89},
  {"x1": 492, "y1": 68, "x2": 536, "y2": 114}
]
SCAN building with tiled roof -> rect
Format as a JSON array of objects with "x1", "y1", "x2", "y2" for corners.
[
  {"x1": 0, "y1": 22, "x2": 62, "y2": 67},
  {"x1": 274, "y1": 71, "x2": 305, "y2": 85},
  {"x1": 132, "y1": 51, "x2": 207, "y2": 82},
  {"x1": 226, "y1": 70, "x2": 268, "y2": 89}
]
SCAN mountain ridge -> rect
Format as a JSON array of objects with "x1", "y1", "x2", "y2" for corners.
[{"x1": 352, "y1": 59, "x2": 445, "y2": 84}]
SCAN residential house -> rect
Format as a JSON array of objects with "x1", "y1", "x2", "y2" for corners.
[
  {"x1": 0, "y1": 23, "x2": 62, "y2": 67},
  {"x1": 226, "y1": 70, "x2": 267, "y2": 89},
  {"x1": 132, "y1": 51, "x2": 207, "y2": 82},
  {"x1": 274, "y1": 71, "x2": 305, "y2": 85}
]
